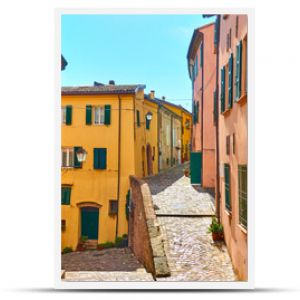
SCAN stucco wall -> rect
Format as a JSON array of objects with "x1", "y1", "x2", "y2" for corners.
[
  {"x1": 128, "y1": 176, "x2": 170, "y2": 278},
  {"x1": 218, "y1": 14, "x2": 248, "y2": 280}
]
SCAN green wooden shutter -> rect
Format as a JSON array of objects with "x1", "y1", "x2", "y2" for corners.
[
  {"x1": 66, "y1": 105, "x2": 72, "y2": 125},
  {"x1": 236, "y1": 41, "x2": 242, "y2": 100},
  {"x1": 61, "y1": 187, "x2": 71, "y2": 205},
  {"x1": 228, "y1": 54, "x2": 233, "y2": 108},
  {"x1": 213, "y1": 90, "x2": 217, "y2": 125},
  {"x1": 136, "y1": 110, "x2": 140, "y2": 127},
  {"x1": 86, "y1": 105, "x2": 92, "y2": 125},
  {"x1": 74, "y1": 146, "x2": 82, "y2": 168},
  {"x1": 238, "y1": 165, "x2": 247, "y2": 228},
  {"x1": 224, "y1": 164, "x2": 231, "y2": 211},
  {"x1": 146, "y1": 118, "x2": 150, "y2": 130},
  {"x1": 221, "y1": 67, "x2": 225, "y2": 112},
  {"x1": 200, "y1": 43, "x2": 203, "y2": 68},
  {"x1": 104, "y1": 105, "x2": 111, "y2": 125},
  {"x1": 214, "y1": 18, "x2": 219, "y2": 50},
  {"x1": 94, "y1": 148, "x2": 107, "y2": 169}
]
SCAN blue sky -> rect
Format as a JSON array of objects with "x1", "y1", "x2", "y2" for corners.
[{"x1": 61, "y1": 14, "x2": 215, "y2": 112}]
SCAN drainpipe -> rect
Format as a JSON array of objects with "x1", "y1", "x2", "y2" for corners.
[
  {"x1": 215, "y1": 15, "x2": 221, "y2": 222},
  {"x1": 115, "y1": 95, "x2": 122, "y2": 240},
  {"x1": 200, "y1": 33, "x2": 204, "y2": 185}
]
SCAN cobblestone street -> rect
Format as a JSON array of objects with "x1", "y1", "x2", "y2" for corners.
[
  {"x1": 62, "y1": 248, "x2": 154, "y2": 281},
  {"x1": 144, "y1": 163, "x2": 237, "y2": 281}
]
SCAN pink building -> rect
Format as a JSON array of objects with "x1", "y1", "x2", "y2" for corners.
[
  {"x1": 187, "y1": 23, "x2": 216, "y2": 188},
  {"x1": 217, "y1": 14, "x2": 248, "y2": 280}
]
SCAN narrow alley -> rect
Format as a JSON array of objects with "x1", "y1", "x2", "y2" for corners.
[{"x1": 144, "y1": 163, "x2": 237, "y2": 281}]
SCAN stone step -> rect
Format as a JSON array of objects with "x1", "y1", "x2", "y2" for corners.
[{"x1": 63, "y1": 271, "x2": 154, "y2": 282}]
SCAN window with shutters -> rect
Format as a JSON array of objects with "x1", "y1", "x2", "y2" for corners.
[
  {"x1": 109, "y1": 200, "x2": 118, "y2": 215},
  {"x1": 238, "y1": 165, "x2": 247, "y2": 229},
  {"x1": 235, "y1": 40, "x2": 243, "y2": 101},
  {"x1": 136, "y1": 110, "x2": 140, "y2": 127},
  {"x1": 228, "y1": 53, "x2": 233, "y2": 108},
  {"x1": 61, "y1": 106, "x2": 66, "y2": 124},
  {"x1": 224, "y1": 164, "x2": 231, "y2": 212},
  {"x1": 220, "y1": 66, "x2": 226, "y2": 113},
  {"x1": 242, "y1": 36, "x2": 248, "y2": 97},
  {"x1": 94, "y1": 106, "x2": 105, "y2": 125},
  {"x1": 61, "y1": 186, "x2": 71, "y2": 205},
  {"x1": 93, "y1": 148, "x2": 107, "y2": 170},
  {"x1": 62, "y1": 106, "x2": 72, "y2": 125},
  {"x1": 61, "y1": 147, "x2": 74, "y2": 167}
]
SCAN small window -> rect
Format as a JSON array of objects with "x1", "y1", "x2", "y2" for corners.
[
  {"x1": 94, "y1": 106, "x2": 105, "y2": 125},
  {"x1": 233, "y1": 133, "x2": 236, "y2": 154},
  {"x1": 235, "y1": 16, "x2": 239, "y2": 38},
  {"x1": 61, "y1": 186, "x2": 71, "y2": 205},
  {"x1": 152, "y1": 146, "x2": 155, "y2": 161},
  {"x1": 62, "y1": 148, "x2": 74, "y2": 167},
  {"x1": 109, "y1": 200, "x2": 118, "y2": 215},
  {"x1": 61, "y1": 220, "x2": 66, "y2": 231},
  {"x1": 226, "y1": 135, "x2": 230, "y2": 155},
  {"x1": 238, "y1": 165, "x2": 247, "y2": 228}
]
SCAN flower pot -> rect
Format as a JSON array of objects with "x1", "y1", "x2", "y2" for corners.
[{"x1": 212, "y1": 232, "x2": 224, "y2": 242}]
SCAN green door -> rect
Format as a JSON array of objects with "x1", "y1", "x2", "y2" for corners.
[
  {"x1": 81, "y1": 207, "x2": 99, "y2": 240},
  {"x1": 190, "y1": 152, "x2": 202, "y2": 185}
]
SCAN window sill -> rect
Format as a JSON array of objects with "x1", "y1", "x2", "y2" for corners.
[
  {"x1": 238, "y1": 224, "x2": 248, "y2": 234},
  {"x1": 225, "y1": 209, "x2": 232, "y2": 217},
  {"x1": 221, "y1": 107, "x2": 232, "y2": 116},
  {"x1": 235, "y1": 93, "x2": 247, "y2": 104},
  {"x1": 61, "y1": 167, "x2": 74, "y2": 169}
]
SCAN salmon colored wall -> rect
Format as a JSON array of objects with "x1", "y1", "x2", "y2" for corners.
[
  {"x1": 61, "y1": 94, "x2": 136, "y2": 251},
  {"x1": 191, "y1": 23, "x2": 216, "y2": 188},
  {"x1": 218, "y1": 14, "x2": 248, "y2": 280}
]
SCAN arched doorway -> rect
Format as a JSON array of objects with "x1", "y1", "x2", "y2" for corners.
[
  {"x1": 142, "y1": 146, "x2": 146, "y2": 177},
  {"x1": 146, "y1": 143, "x2": 153, "y2": 176}
]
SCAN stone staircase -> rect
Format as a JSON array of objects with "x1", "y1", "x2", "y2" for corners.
[{"x1": 85, "y1": 239, "x2": 98, "y2": 250}]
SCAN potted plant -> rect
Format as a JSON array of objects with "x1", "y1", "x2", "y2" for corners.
[
  {"x1": 207, "y1": 217, "x2": 224, "y2": 242},
  {"x1": 184, "y1": 168, "x2": 189, "y2": 177}
]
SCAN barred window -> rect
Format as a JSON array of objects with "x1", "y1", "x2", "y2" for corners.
[{"x1": 224, "y1": 164, "x2": 231, "y2": 212}]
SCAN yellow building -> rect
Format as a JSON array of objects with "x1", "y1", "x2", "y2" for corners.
[
  {"x1": 134, "y1": 91, "x2": 159, "y2": 178},
  {"x1": 61, "y1": 83, "x2": 146, "y2": 251},
  {"x1": 156, "y1": 98, "x2": 192, "y2": 163}
]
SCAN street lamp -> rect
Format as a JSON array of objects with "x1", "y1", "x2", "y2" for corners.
[
  {"x1": 146, "y1": 112, "x2": 153, "y2": 121},
  {"x1": 76, "y1": 147, "x2": 87, "y2": 163}
]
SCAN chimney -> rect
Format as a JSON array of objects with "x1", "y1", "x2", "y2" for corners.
[
  {"x1": 162, "y1": 96, "x2": 166, "y2": 101},
  {"x1": 109, "y1": 80, "x2": 115, "y2": 85},
  {"x1": 149, "y1": 90, "x2": 155, "y2": 100}
]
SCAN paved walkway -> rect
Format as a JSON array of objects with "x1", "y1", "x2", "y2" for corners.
[
  {"x1": 144, "y1": 163, "x2": 237, "y2": 282},
  {"x1": 62, "y1": 247, "x2": 154, "y2": 281}
]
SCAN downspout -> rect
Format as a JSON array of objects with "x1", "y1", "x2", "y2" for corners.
[
  {"x1": 200, "y1": 33, "x2": 204, "y2": 185},
  {"x1": 116, "y1": 95, "x2": 122, "y2": 240},
  {"x1": 215, "y1": 15, "x2": 221, "y2": 222}
]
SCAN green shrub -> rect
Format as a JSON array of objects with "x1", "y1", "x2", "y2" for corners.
[
  {"x1": 98, "y1": 242, "x2": 115, "y2": 249},
  {"x1": 122, "y1": 234, "x2": 128, "y2": 238},
  {"x1": 80, "y1": 236, "x2": 88, "y2": 243},
  {"x1": 207, "y1": 217, "x2": 224, "y2": 234},
  {"x1": 115, "y1": 236, "x2": 123, "y2": 247},
  {"x1": 62, "y1": 247, "x2": 73, "y2": 254}
]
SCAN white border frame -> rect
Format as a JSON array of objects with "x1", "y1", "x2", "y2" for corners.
[{"x1": 55, "y1": 7, "x2": 254, "y2": 290}]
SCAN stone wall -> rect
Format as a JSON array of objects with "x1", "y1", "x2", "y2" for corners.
[{"x1": 128, "y1": 176, "x2": 170, "y2": 278}]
